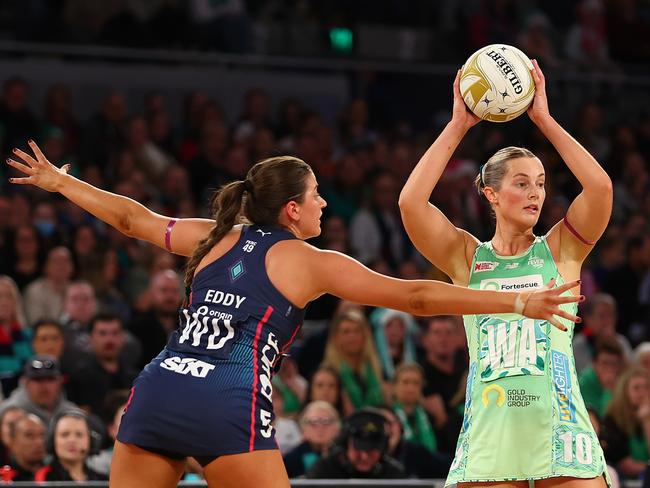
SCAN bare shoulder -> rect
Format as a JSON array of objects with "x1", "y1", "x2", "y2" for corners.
[{"x1": 266, "y1": 239, "x2": 320, "y2": 308}]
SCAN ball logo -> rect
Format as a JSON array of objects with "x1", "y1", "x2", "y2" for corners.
[{"x1": 482, "y1": 384, "x2": 506, "y2": 407}]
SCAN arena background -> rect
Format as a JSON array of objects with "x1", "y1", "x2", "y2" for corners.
[{"x1": 0, "y1": 0, "x2": 649, "y2": 486}]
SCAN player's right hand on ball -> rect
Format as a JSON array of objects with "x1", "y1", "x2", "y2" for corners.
[{"x1": 452, "y1": 69, "x2": 481, "y2": 130}]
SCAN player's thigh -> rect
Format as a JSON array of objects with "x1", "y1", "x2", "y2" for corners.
[
  {"x1": 535, "y1": 475, "x2": 608, "y2": 488},
  {"x1": 109, "y1": 440, "x2": 186, "y2": 488},
  {"x1": 203, "y1": 449, "x2": 290, "y2": 488},
  {"x1": 458, "y1": 481, "x2": 529, "y2": 488}
]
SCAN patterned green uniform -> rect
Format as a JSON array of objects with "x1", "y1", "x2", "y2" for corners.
[{"x1": 446, "y1": 236, "x2": 610, "y2": 486}]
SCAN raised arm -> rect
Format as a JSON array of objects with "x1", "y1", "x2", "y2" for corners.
[
  {"x1": 6, "y1": 141, "x2": 213, "y2": 256},
  {"x1": 297, "y1": 245, "x2": 581, "y2": 331},
  {"x1": 528, "y1": 60, "x2": 613, "y2": 263},
  {"x1": 398, "y1": 70, "x2": 481, "y2": 284}
]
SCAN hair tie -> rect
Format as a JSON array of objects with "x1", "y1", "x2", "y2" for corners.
[
  {"x1": 479, "y1": 164, "x2": 487, "y2": 186},
  {"x1": 243, "y1": 180, "x2": 253, "y2": 193}
]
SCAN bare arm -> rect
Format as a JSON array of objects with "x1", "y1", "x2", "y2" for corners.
[
  {"x1": 398, "y1": 71, "x2": 481, "y2": 283},
  {"x1": 528, "y1": 60, "x2": 612, "y2": 263},
  {"x1": 303, "y1": 247, "x2": 581, "y2": 330},
  {"x1": 7, "y1": 141, "x2": 213, "y2": 256}
]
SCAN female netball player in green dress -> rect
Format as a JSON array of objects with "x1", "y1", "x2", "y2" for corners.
[{"x1": 400, "y1": 60, "x2": 612, "y2": 488}]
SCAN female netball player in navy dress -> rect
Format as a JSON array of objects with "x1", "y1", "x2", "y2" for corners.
[{"x1": 8, "y1": 141, "x2": 581, "y2": 488}]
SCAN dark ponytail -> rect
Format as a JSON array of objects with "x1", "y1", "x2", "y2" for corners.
[{"x1": 183, "y1": 155, "x2": 312, "y2": 294}]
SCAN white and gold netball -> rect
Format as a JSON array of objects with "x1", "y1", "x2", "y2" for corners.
[{"x1": 459, "y1": 44, "x2": 535, "y2": 123}]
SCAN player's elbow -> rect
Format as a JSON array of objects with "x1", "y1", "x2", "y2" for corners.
[{"x1": 398, "y1": 189, "x2": 414, "y2": 213}]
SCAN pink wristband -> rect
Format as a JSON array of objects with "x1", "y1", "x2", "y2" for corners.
[{"x1": 165, "y1": 218, "x2": 178, "y2": 252}]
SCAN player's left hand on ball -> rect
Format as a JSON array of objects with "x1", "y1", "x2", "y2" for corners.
[{"x1": 452, "y1": 69, "x2": 481, "y2": 130}]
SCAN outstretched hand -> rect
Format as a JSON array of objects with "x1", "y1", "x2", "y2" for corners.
[
  {"x1": 519, "y1": 278, "x2": 583, "y2": 331},
  {"x1": 6, "y1": 140, "x2": 71, "y2": 192},
  {"x1": 526, "y1": 59, "x2": 552, "y2": 126},
  {"x1": 452, "y1": 69, "x2": 481, "y2": 131}
]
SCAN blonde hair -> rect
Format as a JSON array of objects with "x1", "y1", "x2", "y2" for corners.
[
  {"x1": 323, "y1": 309, "x2": 382, "y2": 379},
  {"x1": 606, "y1": 366, "x2": 650, "y2": 436},
  {"x1": 0, "y1": 275, "x2": 26, "y2": 328},
  {"x1": 474, "y1": 146, "x2": 537, "y2": 196}
]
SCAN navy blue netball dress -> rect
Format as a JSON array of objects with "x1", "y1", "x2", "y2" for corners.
[{"x1": 117, "y1": 225, "x2": 305, "y2": 460}]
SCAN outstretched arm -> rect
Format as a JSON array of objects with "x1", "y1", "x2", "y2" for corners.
[
  {"x1": 304, "y1": 246, "x2": 581, "y2": 330},
  {"x1": 528, "y1": 60, "x2": 613, "y2": 263},
  {"x1": 6, "y1": 141, "x2": 213, "y2": 256},
  {"x1": 398, "y1": 70, "x2": 481, "y2": 284}
]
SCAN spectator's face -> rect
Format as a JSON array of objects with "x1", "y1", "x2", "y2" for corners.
[
  {"x1": 384, "y1": 317, "x2": 406, "y2": 349},
  {"x1": 423, "y1": 319, "x2": 454, "y2": 357},
  {"x1": 14, "y1": 225, "x2": 39, "y2": 258},
  {"x1": 335, "y1": 320, "x2": 365, "y2": 356},
  {"x1": 0, "y1": 197, "x2": 11, "y2": 230},
  {"x1": 25, "y1": 377, "x2": 62, "y2": 409},
  {"x1": 638, "y1": 352, "x2": 650, "y2": 373},
  {"x1": 301, "y1": 406, "x2": 339, "y2": 448},
  {"x1": 32, "y1": 324, "x2": 65, "y2": 359},
  {"x1": 63, "y1": 283, "x2": 96, "y2": 324},
  {"x1": 73, "y1": 227, "x2": 97, "y2": 256},
  {"x1": 10, "y1": 417, "x2": 45, "y2": 465},
  {"x1": 54, "y1": 417, "x2": 90, "y2": 464},
  {"x1": 151, "y1": 272, "x2": 181, "y2": 314},
  {"x1": 627, "y1": 375, "x2": 649, "y2": 409},
  {"x1": 4, "y1": 81, "x2": 27, "y2": 112},
  {"x1": 346, "y1": 441, "x2": 381, "y2": 473},
  {"x1": 593, "y1": 352, "x2": 622, "y2": 389},
  {"x1": 90, "y1": 319, "x2": 124, "y2": 360},
  {"x1": 585, "y1": 303, "x2": 616, "y2": 336},
  {"x1": 44, "y1": 248, "x2": 74, "y2": 284},
  {"x1": 0, "y1": 281, "x2": 17, "y2": 324},
  {"x1": 1, "y1": 409, "x2": 25, "y2": 448},
  {"x1": 311, "y1": 370, "x2": 339, "y2": 406},
  {"x1": 394, "y1": 369, "x2": 423, "y2": 406}
]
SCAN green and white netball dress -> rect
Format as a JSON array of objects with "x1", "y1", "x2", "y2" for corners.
[{"x1": 446, "y1": 236, "x2": 610, "y2": 486}]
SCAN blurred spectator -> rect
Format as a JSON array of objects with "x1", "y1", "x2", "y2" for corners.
[
  {"x1": 0, "y1": 407, "x2": 25, "y2": 465},
  {"x1": 23, "y1": 247, "x2": 74, "y2": 326},
  {"x1": 283, "y1": 401, "x2": 341, "y2": 478},
  {"x1": 43, "y1": 84, "x2": 80, "y2": 155},
  {"x1": 305, "y1": 366, "x2": 344, "y2": 416},
  {"x1": 2, "y1": 413, "x2": 46, "y2": 481},
  {"x1": 573, "y1": 293, "x2": 632, "y2": 373},
  {"x1": 517, "y1": 11, "x2": 560, "y2": 68},
  {"x1": 635, "y1": 343, "x2": 650, "y2": 373},
  {"x1": 81, "y1": 91, "x2": 126, "y2": 168},
  {"x1": 369, "y1": 308, "x2": 419, "y2": 381},
  {"x1": 377, "y1": 405, "x2": 452, "y2": 479},
  {"x1": 271, "y1": 387, "x2": 301, "y2": 455},
  {"x1": 0, "y1": 77, "x2": 38, "y2": 155},
  {"x1": 124, "y1": 115, "x2": 175, "y2": 183},
  {"x1": 320, "y1": 154, "x2": 365, "y2": 223},
  {"x1": 0, "y1": 355, "x2": 78, "y2": 427},
  {"x1": 602, "y1": 367, "x2": 650, "y2": 479},
  {"x1": 323, "y1": 310, "x2": 385, "y2": 415},
  {"x1": 349, "y1": 172, "x2": 409, "y2": 269},
  {"x1": 579, "y1": 339, "x2": 625, "y2": 417},
  {"x1": 603, "y1": 234, "x2": 650, "y2": 343},
  {"x1": 31, "y1": 321, "x2": 65, "y2": 363},
  {"x1": 306, "y1": 408, "x2": 404, "y2": 479},
  {"x1": 339, "y1": 99, "x2": 377, "y2": 151},
  {"x1": 34, "y1": 409, "x2": 107, "y2": 481},
  {"x1": 0, "y1": 276, "x2": 32, "y2": 396},
  {"x1": 6, "y1": 225, "x2": 43, "y2": 291},
  {"x1": 418, "y1": 316, "x2": 466, "y2": 437},
  {"x1": 565, "y1": 0, "x2": 611, "y2": 68},
  {"x1": 59, "y1": 280, "x2": 97, "y2": 371},
  {"x1": 587, "y1": 407, "x2": 621, "y2": 488},
  {"x1": 188, "y1": 0, "x2": 252, "y2": 53},
  {"x1": 31, "y1": 201, "x2": 65, "y2": 250},
  {"x1": 187, "y1": 121, "x2": 230, "y2": 204},
  {"x1": 66, "y1": 314, "x2": 137, "y2": 415},
  {"x1": 129, "y1": 269, "x2": 182, "y2": 369},
  {"x1": 86, "y1": 391, "x2": 129, "y2": 477},
  {"x1": 273, "y1": 357, "x2": 307, "y2": 417},
  {"x1": 391, "y1": 363, "x2": 436, "y2": 454},
  {"x1": 234, "y1": 88, "x2": 274, "y2": 143}
]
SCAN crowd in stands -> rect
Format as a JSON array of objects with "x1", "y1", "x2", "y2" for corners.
[{"x1": 0, "y1": 9, "x2": 649, "y2": 478}]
